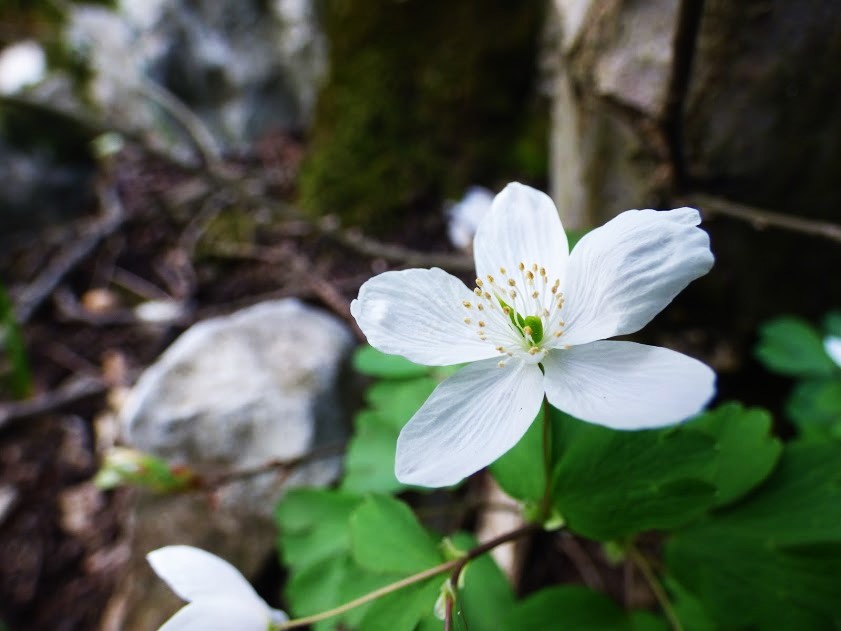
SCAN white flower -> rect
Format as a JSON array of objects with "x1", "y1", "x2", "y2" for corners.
[
  {"x1": 445, "y1": 186, "x2": 494, "y2": 250},
  {"x1": 825, "y1": 336, "x2": 841, "y2": 368},
  {"x1": 147, "y1": 545, "x2": 288, "y2": 631},
  {"x1": 351, "y1": 183, "x2": 716, "y2": 487}
]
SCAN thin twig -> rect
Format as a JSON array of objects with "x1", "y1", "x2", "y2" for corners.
[
  {"x1": 277, "y1": 523, "x2": 538, "y2": 630},
  {"x1": 199, "y1": 443, "x2": 346, "y2": 490},
  {"x1": 317, "y1": 219, "x2": 474, "y2": 272},
  {"x1": 134, "y1": 77, "x2": 223, "y2": 173},
  {"x1": 626, "y1": 543, "x2": 684, "y2": 631},
  {"x1": 687, "y1": 193, "x2": 841, "y2": 244},
  {"x1": 0, "y1": 376, "x2": 107, "y2": 430},
  {"x1": 13, "y1": 184, "x2": 126, "y2": 323}
]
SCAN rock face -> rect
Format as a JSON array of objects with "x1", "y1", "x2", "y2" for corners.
[
  {"x1": 67, "y1": 0, "x2": 326, "y2": 149},
  {"x1": 111, "y1": 299, "x2": 352, "y2": 630},
  {"x1": 549, "y1": 0, "x2": 841, "y2": 225}
]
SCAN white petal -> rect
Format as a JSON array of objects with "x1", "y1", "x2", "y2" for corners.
[
  {"x1": 473, "y1": 183, "x2": 569, "y2": 287},
  {"x1": 158, "y1": 599, "x2": 271, "y2": 631},
  {"x1": 395, "y1": 357, "x2": 544, "y2": 487},
  {"x1": 543, "y1": 341, "x2": 715, "y2": 429},
  {"x1": 560, "y1": 207, "x2": 713, "y2": 347},
  {"x1": 825, "y1": 336, "x2": 841, "y2": 368},
  {"x1": 147, "y1": 546, "x2": 266, "y2": 610},
  {"x1": 351, "y1": 268, "x2": 498, "y2": 365}
]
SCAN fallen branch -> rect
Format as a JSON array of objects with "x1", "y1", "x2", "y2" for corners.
[
  {"x1": 13, "y1": 184, "x2": 127, "y2": 323},
  {"x1": 687, "y1": 193, "x2": 841, "y2": 244},
  {"x1": 0, "y1": 376, "x2": 107, "y2": 430}
]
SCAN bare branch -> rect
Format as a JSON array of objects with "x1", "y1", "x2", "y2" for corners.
[
  {"x1": 0, "y1": 376, "x2": 107, "y2": 430},
  {"x1": 13, "y1": 184, "x2": 127, "y2": 323},
  {"x1": 687, "y1": 193, "x2": 841, "y2": 244}
]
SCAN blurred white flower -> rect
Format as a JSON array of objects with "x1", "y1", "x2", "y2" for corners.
[
  {"x1": 445, "y1": 186, "x2": 494, "y2": 250},
  {"x1": 824, "y1": 336, "x2": 841, "y2": 368},
  {"x1": 0, "y1": 40, "x2": 46, "y2": 95},
  {"x1": 148, "y1": 545, "x2": 288, "y2": 631},
  {"x1": 352, "y1": 182, "x2": 716, "y2": 487}
]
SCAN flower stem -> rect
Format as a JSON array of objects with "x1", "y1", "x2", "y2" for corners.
[
  {"x1": 276, "y1": 523, "x2": 538, "y2": 630},
  {"x1": 539, "y1": 397, "x2": 554, "y2": 521},
  {"x1": 626, "y1": 543, "x2": 684, "y2": 631}
]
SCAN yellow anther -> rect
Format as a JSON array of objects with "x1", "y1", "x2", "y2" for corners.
[
  {"x1": 543, "y1": 308, "x2": 550, "y2": 316},
  {"x1": 526, "y1": 271, "x2": 534, "y2": 281},
  {"x1": 484, "y1": 291, "x2": 492, "y2": 300},
  {"x1": 509, "y1": 290, "x2": 517, "y2": 299},
  {"x1": 487, "y1": 275, "x2": 494, "y2": 283},
  {"x1": 495, "y1": 345, "x2": 505, "y2": 352},
  {"x1": 464, "y1": 317, "x2": 472, "y2": 324},
  {"x1": 478, "y1": 321, "x2": 486, "y2": 328},
  {"x1": 477, "y1": 304, "x2": 484, "y2": 311},
  {"x1": 528, "y1": 347, "x2": 540, "y2": 355},
  {"x1": 474, "y1": 288, "x2": 482, "y2": 296},
  {"x1": 532, "y1": 263, "x2": 538, "y2": 272},
  {"x1": 498, "y1": 361, "x2": 506, "y2": 368},
  {"x1": 508, "y1": 278, "x2": 516, "y2": 286},
  {"x1": 476, "y1": 278, "x2": 483, "y2": 287},
  {"x1": 532, "y1": 291, "x2": 539, "y2": 299},
  {"x1": 499, "y1": 267, "x2": 507, "y2": 275},
  {"x1": 518, "y1": 262, "x2": 525, "y2": 271},
  {"x1": 554, "y1": 331, "x2": 563, "y2": 338},
  {"x1": 523, "y1": 326, "x2": 533, "y2": 336},
  {"x1": 503, "y1": 306, "x2": 511, "y2": 315},
  {"x1": 462, "y1": 300, "x2": 472, "y2": 308},
  {"x1": 540, "y1": 267, "x2": 546, "y2": 276}
]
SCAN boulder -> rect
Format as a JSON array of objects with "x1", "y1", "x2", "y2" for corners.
[
  {"x1": 111, "y1": 299, "x2": 352, "y2": 630},
  {"x1": 66, "y1": 0, "x2": 326, "y2": 150}
]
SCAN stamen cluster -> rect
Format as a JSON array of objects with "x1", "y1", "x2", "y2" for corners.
[{"x1": 461, "y1": 261, "x2": 565, "y2": 366}]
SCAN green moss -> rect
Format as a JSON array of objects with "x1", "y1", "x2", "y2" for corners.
[{"x1": 300, "y1": 0, "x2": 546, "y2": 230}]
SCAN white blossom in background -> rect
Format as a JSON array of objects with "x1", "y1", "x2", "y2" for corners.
[
  {"x1": 445, "y1": 186, "x2": 494, "y2": 250},
  {"x1": 148, "y1": 545, "x2": 287, "y2": 631},
  {"x1": 825, "y1": 336, "x2": 841, "y2": 368},
  {"x1": 352, "y1": 182, "x2": 716, "y2": 487},
  {"x1": 0, "y1": 40, "x2": 46, "y2": 95}
]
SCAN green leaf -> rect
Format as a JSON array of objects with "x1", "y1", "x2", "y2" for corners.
[
  {"x1": 566, "y1": 228, "x2": 590, "y2": 251},
  {"x1": 350, "y1": 495, "x2": 442, "y2": 574},
  {"x1": 341, "y1": 411, "x2": 404, "y2": 494},
  {"x1": 286, "y1": 553, "x2": 395, "y2": 631},
  {"x1": 666, "y1": 441, "x2": 841, "y2": 630},
  {"x1": 0, "y1": 282, "x2": 32, "y2": 399},
  {"x1": 504, "y1": 585, "x2": 667, "y2": 630},
  {"x1": 755, "y1": 316, "x2": 836, "y2": 378},
  {"x1": 686, "y1": 402, "x2": 782, "y2": 507},
  {"x1": 489, "y1": 404, "x2": 546, "y2": 504},
  {"x1": 353, "y1": 345, "x2": 430, "y2": 379},
  {"x1": 787, "y1": 379, "x2": 841, "y2": 437},
  {"x1": 823, "y1": 310, "x2": 841, "y2": 338},
  {"x1": 365, "y1": 377, "x2": 438, "y2": 431},
  {"x1": 550, "y1": 410, "x2": 717, "y2": 540},
  {"x1": 276, "y1": 489, "x2": 363, "y2": 570},
  {"x1": 665, "y1": 577, "x2": 718, "y2": 631},
  {"x1": 358, "y1": 577, "x2": 440, "y2": 631},
  {"x1": 451, "y1": 532, "x2": 516, "y2": 631}
]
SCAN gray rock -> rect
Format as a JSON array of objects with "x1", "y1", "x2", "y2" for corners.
[
  {"x1": 66, "y1": 0, "x2": 326, "y2": 150},
  {"x1": 113, "y1": 299, "x2": 352, "y2": 630}
]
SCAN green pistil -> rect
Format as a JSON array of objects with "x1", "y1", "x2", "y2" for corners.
[
  {"x1": 523, "y1": 315, "x2": 544, "y2": 344},
  {"x1": 498, "y1": 298, "x2": 543, "y2": 346}
]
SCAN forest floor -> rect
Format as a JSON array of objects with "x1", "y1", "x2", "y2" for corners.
[{"x1": 0, "y1": 133, "x2": 789, "y2": 630}]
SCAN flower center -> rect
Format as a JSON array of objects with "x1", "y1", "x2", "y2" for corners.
[{"x1": 461, "y1": 261, "x2": 565, "y2": 366}]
